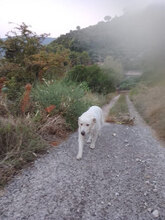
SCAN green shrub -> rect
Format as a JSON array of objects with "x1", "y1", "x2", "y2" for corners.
[
  {"x1": 66, "y1": 65, "x2": 116, "y2": 94},
  {"x1": 119, "y1": 77, "x2": 140, "y2": 90},
  {"x1": 31, "y1": 80, "x2": 92, "y2": 129}
]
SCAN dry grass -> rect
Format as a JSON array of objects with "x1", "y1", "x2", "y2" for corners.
[
  {"x1": 131, "y1": 83, "x2": 165, "y2": 140},
  {"x1": 106, "y1": 94, "x2": 134, "y2": 125},
  {"x1": 38, "y1": 115, "x2": 71, "y2": 144},
  {"x1": 0, "y1": 116, "x2": 47, "y2": 189}
]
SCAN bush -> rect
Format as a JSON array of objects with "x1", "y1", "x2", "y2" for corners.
[
  {"x1": 31, "y1": 80, "x2": 92, "y2": 129},
  {"x1": 0, "y1": 117, "x2": 47, "y2": 188},
  {"x1": 66, "y1": 65, "x2": 116, "y2": 94},
  {"x1": 119, "y1": 77, "x2": 140, "y2": 90}
]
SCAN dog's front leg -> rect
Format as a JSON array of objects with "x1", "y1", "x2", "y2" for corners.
[
  {"x1": 90, "y1": 131, "x2": 98, "y2": 149},
  {"x1": 87, "y1": 134, "x2": 92, "y2": 144},
  {"x1": 77, "y1": 130, "x2": 84, "y2": 160}
]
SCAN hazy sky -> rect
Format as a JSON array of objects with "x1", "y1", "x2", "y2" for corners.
[{"x1": 0, "y1": 0, "x2": 164, "y2": 38}]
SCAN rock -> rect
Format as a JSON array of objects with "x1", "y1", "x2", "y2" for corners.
[
  {"x1": 145, "y1": 181, "x2": 150, "y2": 184},
  {"x1": 152, "y1": 210, "x2": 159, "y2": 218},
  {"x1": 153, "y1": 188, "x2": 158, "y2": 192},
  {"x1": 147, "y1": 208, "x2": 152, "y2": 212},
  {"x1": 136, "y1": 158, "x2": 141, "y2": 162},
  {"x1": 144, "y1": 192, "x2": 147, "y2": 196},
  {"x1": 112, "y1": 133, "x2": 116, "y2": 137}
]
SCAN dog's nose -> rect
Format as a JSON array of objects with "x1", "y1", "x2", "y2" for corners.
[{"x1": 81, "y1": 131, "x2": 85, "y2": 136}]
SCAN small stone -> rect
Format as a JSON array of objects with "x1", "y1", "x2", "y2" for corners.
[
  {"x1": 107, "y1": 155, "x2": 110, "y2": 158},
  {"x1": 153, "y1": 188, "x2": 158, "y2": 192},
  {"x1": 152, "y1": 210, "x2": 159, "y2": 218},
  {"x1": 136, "y1": 158, "x2": 141, "y2": 162},
  {"x1": 144, "y1": 192, "x2": 147, "y2": 196},
  {"x1": 112, "y1": 133, "x2": 116, "y2": 137},
  {"x1": 108, "y1": 202, "x2": 111, "y2": 206},
  {"x1": 101, "y1": 201, "x2": 104, "y2": 204},
  {"x1": 115, "y1": 192, "x2": 119, "y2": 196},
  {"x1": 124, "y1": 140, "x2": 128, "y2": 143},
  {"x1": 145, "y1": 181, "x2": 150, "y2": 184},
  {"x1": 147, "y1": 208, "x2": 152, "y2": 212}
]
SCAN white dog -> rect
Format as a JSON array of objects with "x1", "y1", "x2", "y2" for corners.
[{"x1": 77, "y1": 106, "x2": 104, "y2": 160}]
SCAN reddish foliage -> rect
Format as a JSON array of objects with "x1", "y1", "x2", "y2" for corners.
[
  {"x1": 0, "y1": 77, "x2": 6, "y2": 94},
  {"x1": 50, "y1": 141, "x2": 59, "y2": 147},
  {"x1": 21, "y1": 83, "x2": 32, "y2": 113},
  {"x1": 25, "y1": 83, "x2": 32, "y2": 91},
  {"x1": 45, "y1": 105, "x2": 56, "y2": 114}
]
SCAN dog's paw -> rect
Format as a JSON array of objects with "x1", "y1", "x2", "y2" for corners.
[
  {"x1": 90, "y1": 144, "x2": 95, "y2": 149},
  {"x1": 76, "y1": 154, "x2": 82, "y2": 160}
]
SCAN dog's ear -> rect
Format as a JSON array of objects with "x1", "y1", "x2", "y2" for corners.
[
  {"x1": 78, "y1": 117, "x2": 80, "y2": 124},
  {"x1": 93, "y1": 118, "x2": 96, "y2": 123}
]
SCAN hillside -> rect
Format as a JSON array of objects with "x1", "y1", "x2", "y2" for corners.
[{"x1": 51, "y1": 4, "x2": 165, "y2": 71}]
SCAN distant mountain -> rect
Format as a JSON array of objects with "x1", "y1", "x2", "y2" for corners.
[
  {"x1": 1, "y1": 37, "x2": 56, "y2": 45},
  {"x1": 42, "y1": 37, "x2": 56, "y2": 45}
]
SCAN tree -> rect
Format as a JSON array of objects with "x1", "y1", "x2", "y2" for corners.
[
  {"x1": 104, "y1": 15, "x2": 111, "y2": 22},
  {"x1": 0, "y1": 23, "x2": 48, "y2": 64},
  {"x1": 76, "y1": 26, "x2": 81, "y2": 31}
]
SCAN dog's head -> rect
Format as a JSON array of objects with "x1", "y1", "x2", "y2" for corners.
[{"x1": 78, "y1": 116, "x2": 96, "y2": 136}]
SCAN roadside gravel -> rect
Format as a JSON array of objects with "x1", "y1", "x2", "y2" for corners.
[{"x1": 0, "y1": 96, "x2": 165, "y2": 220}]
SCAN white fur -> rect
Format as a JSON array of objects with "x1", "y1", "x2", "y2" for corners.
[{"x1": 77, "y1": 106, "x2": 104, "y2": 160}]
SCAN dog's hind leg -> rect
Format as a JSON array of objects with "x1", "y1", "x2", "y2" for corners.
[{"x1": 77, "y1": 130, "x2": 84, "y2": 160}]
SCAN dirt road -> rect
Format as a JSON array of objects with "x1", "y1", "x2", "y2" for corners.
[{"x1": 0, "y1": 96, "x2": 165, "y2": 220}]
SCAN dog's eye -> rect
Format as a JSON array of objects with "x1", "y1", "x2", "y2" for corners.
[{"x1": 86, "y1": 124, "x2": 89, "y2": 126}]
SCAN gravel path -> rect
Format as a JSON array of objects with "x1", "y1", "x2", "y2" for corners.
[{"x1": 0, "y1": 96, "x2": 165, "y2": 220}]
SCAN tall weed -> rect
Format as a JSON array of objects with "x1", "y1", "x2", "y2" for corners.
[{"x1": 31, "y1": 81, "x2": 92, "y2": 129}]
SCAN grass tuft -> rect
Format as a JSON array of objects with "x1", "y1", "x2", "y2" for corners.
[
  {"x1": 106, "y1": 94, "x2": 134, "y2": 125},
  {"x1": 0, "y1": 117, "x2": 47, "y2": 188}
]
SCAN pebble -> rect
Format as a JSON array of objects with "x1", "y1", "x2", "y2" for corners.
[
  {"x1": 115, "y1": 192, "x2": 119, "y2": 196},
  {"x1": 147, "y1": 208, "x2": 152, "y2": 212},
  {"x1": 152, "y1": 210, "x2": 159, "y2": 218},
  {"x1": 112, "y1": 133, "x2": 116, "y2": 137},
  {"x1": 153, "y1": 188, "x2": 158, "y2": 193},
  {"x1": 108, "y1": 202, "x2": 111, "y2": 206},
  {"x1": 136, "y1": 158, "x2": 141, "y2": 162},
  {"x1": 145, "y1": 181, "x2": 150, "y2": 184}
]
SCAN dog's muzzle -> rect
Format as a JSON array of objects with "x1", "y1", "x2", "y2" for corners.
[{"x1": 81, "y1": 131, "x2": 85, "y2": 136}]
